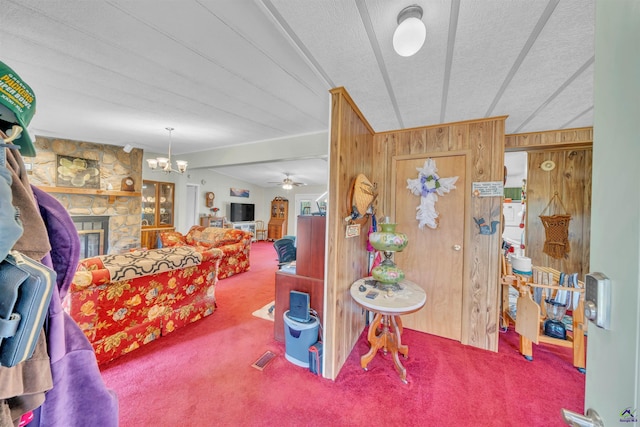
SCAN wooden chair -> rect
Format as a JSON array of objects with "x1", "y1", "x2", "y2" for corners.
[{"x1": 255, "y1": 220, "x2": 267, "y2": 241}]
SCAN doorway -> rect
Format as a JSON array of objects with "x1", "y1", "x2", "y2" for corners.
[
  {"x1": 503, "y1": 152, "x2": 527, "y2": 253},
  {"x1": 186, "y1": 184, "x2": 199, "y2": 230},
  {"x1": 393, "y1": 154, "x2": 467, "y2": 341}
]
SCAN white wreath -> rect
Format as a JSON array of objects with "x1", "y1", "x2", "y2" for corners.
[{"x1": 406, "y1": 158, "x2": 458, "y2": 229}]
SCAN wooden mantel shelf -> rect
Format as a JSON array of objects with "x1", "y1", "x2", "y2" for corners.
[{"x1": 37, "y1": 186, "x2": 141, "y2": 204}]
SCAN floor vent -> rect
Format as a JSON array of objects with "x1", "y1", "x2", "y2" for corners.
[{"x1": 252, "y1": 351, "x2": 276, "y2": 371}]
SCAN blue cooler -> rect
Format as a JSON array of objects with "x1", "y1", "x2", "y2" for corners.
[{"x1": 283, "y1": 311, "x2": 319, "y2": 368}]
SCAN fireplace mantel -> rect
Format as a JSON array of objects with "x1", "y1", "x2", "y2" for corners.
[{"x1": 37, "y1": 186, "x2": 141, "y2": 204}]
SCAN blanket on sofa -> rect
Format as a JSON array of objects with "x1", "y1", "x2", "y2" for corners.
[{"x1": 86, "y1": 246, "x2": 202, "y2": 282}]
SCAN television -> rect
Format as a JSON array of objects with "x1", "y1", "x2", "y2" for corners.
[{"x1": 229, "y1": 203, "x2": 255, "y2": 222}]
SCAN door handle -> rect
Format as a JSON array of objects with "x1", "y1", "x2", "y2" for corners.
[
  {"x1": 561, "y1": 408, "x2": 603, "y2": 427},
  {"x1": 452, "y1": 244, "x2": 461, "y2": 251}
]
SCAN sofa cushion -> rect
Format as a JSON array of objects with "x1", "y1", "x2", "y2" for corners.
[
  {"x1": 95, "y1": 246, "x2": 203, "y2": 282},
  {"x1": 159, "y1": 231, "x2": 187, "y2": 248},
  {"x1": 185, "y1": 225, "x2": 206, "y2": 245},
  {"x1": 199, "y1": 227, "x2": 244, "y2": 247}
]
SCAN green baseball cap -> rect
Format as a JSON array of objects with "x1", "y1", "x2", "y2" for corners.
[{"x1": 0, "y1": 61, "x2": 37, "y2": 157}]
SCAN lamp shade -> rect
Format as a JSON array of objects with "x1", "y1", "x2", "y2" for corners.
[{"x1": 393, "y1": 6, "x2": 426, "y2": 57}]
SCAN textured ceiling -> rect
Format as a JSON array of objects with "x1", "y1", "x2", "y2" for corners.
[{"x1": 1, "y1": 0, "x2": 594, "y2": 186}]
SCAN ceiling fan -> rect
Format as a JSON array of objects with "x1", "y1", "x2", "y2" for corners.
[{"x1": 269, "y1": 174, "x2": 306, "y2": 190}]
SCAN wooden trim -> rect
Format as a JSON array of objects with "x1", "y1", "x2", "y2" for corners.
[
  {"x1": 37, "y1": 186, "x2": 141, "y2": 204},
  {"x1": 505, "y1": 127, "x2": 593, "y2": 150},
  {"x1": 329, "y1": 87, "x2": 376, "y2": 135},
  {"x1": 375, "y1": 115, "x2": 509, "y2": 137}
]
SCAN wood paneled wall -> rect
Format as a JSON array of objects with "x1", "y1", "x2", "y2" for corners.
[
  {"x1": 372, "y1": 118, "x2": 506, "y2": 351},
  {"x1": 325, "y1": 87, "x2": 508, "y2": 379},
  {"x1": 505, "y1": 128, "x2": 593, "y2": 280},
  {"x1": 527, "y1": 148, "x2": 592, "y2": 278},
  {"x1": 325, "y1": 88, "x2": 375, "y2": 379}
]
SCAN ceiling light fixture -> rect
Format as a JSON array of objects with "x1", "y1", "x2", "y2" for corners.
[
  {"x1": 393, "y1": 5, "x2": 426, "y2": 57},
  {"x1": 146, "y1": 127, "x2": 188, "y2": 174}
]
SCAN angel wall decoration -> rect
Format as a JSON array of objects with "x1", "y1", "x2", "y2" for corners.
[{"x1": 406, "y1": 158, "x2": 458, "y2": 229}]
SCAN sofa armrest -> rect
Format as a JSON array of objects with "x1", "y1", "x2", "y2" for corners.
[
  {"x1": 199, "y1": 247, "x2": 224, "y2": 262},
  {"x1": 70, "y1": 268, "x2": 111, "y2": 292}
]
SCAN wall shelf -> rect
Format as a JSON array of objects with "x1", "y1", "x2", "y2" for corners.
[{"x1": 37, "y1": 186, "x2": 141, "y2": 203}]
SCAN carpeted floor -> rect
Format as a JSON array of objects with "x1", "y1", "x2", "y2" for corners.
[{"x1": 99, "y1": 241, "x2": 585, "y2": 426}]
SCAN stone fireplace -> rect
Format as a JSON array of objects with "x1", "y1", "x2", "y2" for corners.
[
  {"x1": 73, "y1": 215, "x2": 109, "y2": 258},
  {"x1": 26, "y1": 136, "x2": 143, "y2": 255}
]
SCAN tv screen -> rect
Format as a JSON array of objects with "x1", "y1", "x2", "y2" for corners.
[{"x1": 229, "y1": 203, "x2": 255, "y2": 222}]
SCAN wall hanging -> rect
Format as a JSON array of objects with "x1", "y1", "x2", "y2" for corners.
[
  {"x1": 344, "y1": 173, "x2": 377, "y2": 238},
  {"x1": 539, "y1": 192, "x2": 572, "y2": 259},
  {"x1": 473, "y1": 216, "x2": 500, "y2": 235},
  {"x1": 406, "y1": 158, "x2": 458, "y2": 229}
]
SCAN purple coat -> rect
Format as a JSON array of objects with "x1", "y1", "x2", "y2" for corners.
[{"x1": 31, "y1": 186, "x2": 118, "y2": 426}]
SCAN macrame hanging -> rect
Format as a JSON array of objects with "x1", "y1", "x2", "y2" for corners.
[{"x1": 539, "y1": 192, "x2": 571, "y2": 259}]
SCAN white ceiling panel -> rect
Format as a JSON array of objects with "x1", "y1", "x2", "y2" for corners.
[
  {"x1": 492, "y1": 0, "x2": 595, "y2": 133},
  {"x1": 0, "y1": 0, "x2": 595, "y2": 186},
  {"x1": 446, "y1": 1, "x2": 548, "y2": 123}
]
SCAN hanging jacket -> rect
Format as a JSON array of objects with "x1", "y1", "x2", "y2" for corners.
[
  {"x1": 1, "y1": 146, "x2": 118, "y2": 426},
  {"x1": 30, "y1": 186, "x2": 119, "y2": 427}
]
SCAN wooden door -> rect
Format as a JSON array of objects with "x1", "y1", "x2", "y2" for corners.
[{"x1": 393, "y1": 154, "x2": 466, "y2": 341}]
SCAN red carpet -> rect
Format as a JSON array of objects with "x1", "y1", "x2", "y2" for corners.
[{"x1": 100, "y1": 241, "x2": 584, "y2": 426}]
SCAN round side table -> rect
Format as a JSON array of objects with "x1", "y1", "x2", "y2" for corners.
[{"x1": 350, "y1": 277, "x2": 426, "y2": 383}]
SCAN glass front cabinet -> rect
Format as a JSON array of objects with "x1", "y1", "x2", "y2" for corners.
[
  {"x1": 267, "y1": 196, "x2": 288, "y2": 240},
  {"x1": 141, "y1": 180, "x2": 175, "y2": 249}
]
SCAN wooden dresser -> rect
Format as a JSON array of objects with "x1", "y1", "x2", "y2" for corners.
[{"x1": 274, "y1": 215, "x2": 326, "y2": 342}]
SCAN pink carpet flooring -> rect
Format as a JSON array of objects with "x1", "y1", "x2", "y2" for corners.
[{"x1": 100, "y1": 241, "x2": 585, "y2": 426}]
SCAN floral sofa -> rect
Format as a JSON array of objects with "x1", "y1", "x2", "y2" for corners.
[
  {"x1": 159, "y1": 225, "x2": 251, "y2": 279},
  {"x1": 64, "y1": 246, "x2": 223, "y2": 365}
]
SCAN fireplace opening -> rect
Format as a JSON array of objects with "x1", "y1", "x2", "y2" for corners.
[{"x1": 73, "y1": 216, "x2": 109, "y2": 259}]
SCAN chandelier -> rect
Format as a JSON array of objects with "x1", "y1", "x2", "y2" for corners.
[{"x1": 146, "y1": 127, "x2": 188, "y2": 173}]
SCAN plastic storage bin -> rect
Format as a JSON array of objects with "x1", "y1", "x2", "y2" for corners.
[{"x1": 283, "y1": 310, "x2": 319, "y2": 368}]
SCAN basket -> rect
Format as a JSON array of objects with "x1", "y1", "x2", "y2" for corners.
[
  {"x1": 347, "y1": 174, "x2": 377, "y2": 223},
  {"x1": 539, "y1": 192, "x2": 571, "y2": 259}
]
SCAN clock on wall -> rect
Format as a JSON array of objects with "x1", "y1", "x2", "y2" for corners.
[
  {"x1": 121, "y1": 176, "x2": 135, "y2": 192},
  {"x1": 205, "y1": 192, "x2": 215, "y2": 208}
]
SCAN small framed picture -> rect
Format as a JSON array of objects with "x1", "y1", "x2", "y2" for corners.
[{"x1": 230, "y1": 188, "x2": 250, "y2": 198}]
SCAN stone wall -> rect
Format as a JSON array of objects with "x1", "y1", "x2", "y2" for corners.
[{"x1": 27, "y1": 136, "x2": 143, "y2": 254}]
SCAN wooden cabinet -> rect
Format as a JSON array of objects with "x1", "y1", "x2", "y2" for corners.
[
  {"x1": 231, "y1": 222, "x2": 256, "y2": 241},
  {"x1": 274, "y1": 215, "x2": 326, "y2": 342},
  {"x1": 141, "y1": 226, "x2": 175, "y2": 250},
  {"x1": 267, "y1": 197, "x2": 288, "y2": 240},
  {"x1": 141, "y1": 180, "x2": 175, "y2": 249},
  {"x1": 295, "y1": 216, "x2": 326, "y2": 279},
  {"x1": 200, "y1": 216, "x2": 225, "y2": 227}
]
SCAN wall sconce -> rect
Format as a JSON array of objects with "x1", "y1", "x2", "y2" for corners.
[{"x1": 393, "y1": 5, "x2": 426, "y2": 57}]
